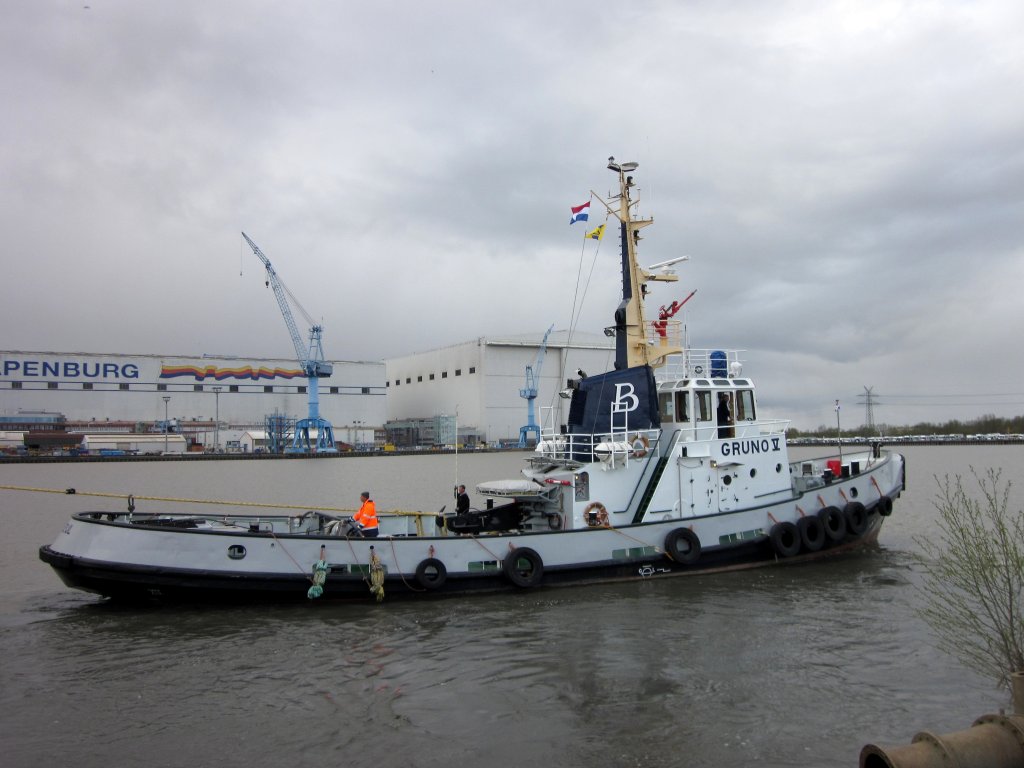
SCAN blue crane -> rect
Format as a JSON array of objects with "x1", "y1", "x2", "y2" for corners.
[
  {"x1": 242, "y1": 232, "x2": 337, "y2": 453},
  {"x1": 518, "y1": 324, "x2": 554, "y2": 448}
]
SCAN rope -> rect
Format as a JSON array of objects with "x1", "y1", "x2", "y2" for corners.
[
  {"x1": 368, "y1": 550, "x2": 385, "y2": 602},
  {"x1": 0, "y1": 484, "x2": 434, "y2": 519},
  {"x1": 466, "y1": 534, "x2": 502, "y2": 561},
  {"x1": 605, "y1": 524, "x2": 665, "y2": 553},
  {"x1": 268, "y1": 529, "x2": 314, "y2": 581},
  {"x1": 342, "y1": 532, "x2": 378, "y2": 598},
  {"x1": 386, "y1": 537, "x2": 425, "y2": 593},
  {"x1": 308, "y1": 544, "x2": 329, "y2": 599}
]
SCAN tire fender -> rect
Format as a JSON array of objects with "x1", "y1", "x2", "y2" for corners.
[
  {"x1": 818, "y1": 506, "x2": 846, "y2": 542},
  {"x1": 770, "y1": 521, "x2": 801, "y2": 557},
  {"x1": 876, "y1": 495, "x2": 894, "y2": 517},
  {"x1": 414, "y1": 557, "x2": 447, "y2": 590},
  {"x1": 503, "y1": 547, "x2": 544, "y2": 588},
  {"x1": 797, "y1": 515, "x2": 825, "y2": 552},
  {"x1": 844, "y1": 501, "x2": 868, "y2": 536},
  {"x1": 664, "y1": 528, "x2": 701, "y2": 565}
]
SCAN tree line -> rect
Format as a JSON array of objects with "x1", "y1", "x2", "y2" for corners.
[{"x1": 791, "y1": 413, "x2": 1024, "y2": 439}]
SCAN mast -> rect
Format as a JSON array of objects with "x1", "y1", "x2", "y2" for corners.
[{"x1": 600, "y1": 158, "x2": 681, "y2": 370}]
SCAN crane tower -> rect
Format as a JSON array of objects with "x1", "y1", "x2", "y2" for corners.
[
  {"x1": 518, "y1": 325, "x2": 554, "y2": 448},
  {"x1": 242, "y1": 232, "x2": 337, "y2": 453}
]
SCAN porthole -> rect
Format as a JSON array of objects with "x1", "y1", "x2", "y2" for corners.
[
  {"x1": 750, "y1": 468, "x2": 757, "y2": 478},
  {"x1": 850, "y1": 487, "x2": 859, "y2": 498},
  {"x1": 776, "y1": 463, "x2": 783, "y2": 473},
  {"x1": 228, "y1": 544, "x2": 247, "y2": 560},
  {"x1": 722, "y1": 475, "x2": 732, "y2": 486}
]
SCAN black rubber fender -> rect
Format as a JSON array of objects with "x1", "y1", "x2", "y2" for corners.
[
  {"x1": 414, "y1": 557, "x2": 447, "y2": 590},
  {"x1": 503, "y1": 547, "x2": 544, "y2": 588},
  {"x1": 876, "y1": 495, "x2": 894, "y2": 517},
  {"x1": 664, "y1": 527, "x2": 701, "y2": 565},
  {"x1": 818, "y1": 506, "x2": 846, "y2": 542},
  {"x1": 844, "y1": 501, "x2": 868, "y2": 536},
  {"x1": 770, "y1": 521, "x2": 801, "y2": 557},
  {"x1": 797, "y1": 515, "x2": 825, "y2": 552}
]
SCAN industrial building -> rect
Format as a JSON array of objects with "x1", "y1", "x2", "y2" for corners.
[
  {"x1": 0, "y1": 350, "x2": 385, "y2": 451},
  {"x1": 382, "y1": 330, "x2": 615, "y2": 447},
  {"x1": 1, "y1": 332, "x2": 615, "y2": 451}
]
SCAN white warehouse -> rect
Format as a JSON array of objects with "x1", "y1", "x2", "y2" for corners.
[{"x1": 383, "y1": 330, "x2": 615, "y2": 446}]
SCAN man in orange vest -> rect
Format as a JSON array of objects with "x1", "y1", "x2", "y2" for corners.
[{"x1": 352, "y1": 491, "x2": 379, "y2": 537}]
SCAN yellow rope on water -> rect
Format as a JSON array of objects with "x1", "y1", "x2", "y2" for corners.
[{"x1": 0, "y1": 483, "x2": 435, "y2": 519}]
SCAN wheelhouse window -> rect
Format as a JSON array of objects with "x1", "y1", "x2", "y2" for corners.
[
  {"x1": 658, "y1": 391, "x2": 675, "y2": 421},
  {"x1": 735, "y1": 390, "x2": 755, "y2": 421},
  {"x1": 675, "y1": 391, "x2": 690, "y2": 422},
  {"x1": 696, "y1": 391, "x2": 712, "y2": 421}
]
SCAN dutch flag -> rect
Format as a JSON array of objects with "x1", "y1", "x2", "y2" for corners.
[{"x1": 569, "y1": 200, "x2": 590, "y2": 225}]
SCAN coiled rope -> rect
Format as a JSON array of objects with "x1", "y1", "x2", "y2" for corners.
[
  {"x1": 308, "y1": 544, "x2": 329, "y2": 599},
  {"x1": 368, "y1": 550, "x2": 385, "y2": 602}
]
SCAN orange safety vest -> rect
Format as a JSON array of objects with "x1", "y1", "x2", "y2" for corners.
[{"x1": 355, "y1": 499, "x2": 378, "y2": 530}]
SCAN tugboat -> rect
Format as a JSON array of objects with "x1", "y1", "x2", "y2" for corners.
[{"x1": 39, "y1": 158, "x2": 905, "y2": 602}]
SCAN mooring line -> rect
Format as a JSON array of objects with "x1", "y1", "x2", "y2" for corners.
[{"x1": 0, "y1": 483, "x2": 432, "y2": 519}]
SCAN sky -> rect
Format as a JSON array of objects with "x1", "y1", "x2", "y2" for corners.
[{"x1": 2, "y1": 0, "x2": 1023, "y2": 431}]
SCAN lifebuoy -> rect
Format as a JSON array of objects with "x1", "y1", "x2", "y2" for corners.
[
  {"x1": 876, "y1": 495, "x2": 894, "y2": 517},
  {"x1": 818, "y1": 506, "x2": 846, "y2": 542},
  {"x1": 414, "y1": 557, "x2": 447, "y2": 590},
  {"x1": 664, "y1": 528, "x2": 701, "y2": 564},
  {"x1": 844, "y1": 501, "x2": 868, "y2": 536},
  {"x1": 797, "y1": 515, "x2": 825, "y2": 552},
  {"x1": 770, "y1": 521, "x2": 801, "y2": 557},
  {"x1": 583, "y1": 501, "x2": 609, "y2": 527},
  {"x1": 631, "y1": 435, "x2": 649, "y2": 458},
  {"x1": 504, "y1": 547, "x2": 544, "y2": 588}
]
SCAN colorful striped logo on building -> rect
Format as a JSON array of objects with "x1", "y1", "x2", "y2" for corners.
[{"x1": 159, "y1": 365, "x2": 304, "y2": 381}]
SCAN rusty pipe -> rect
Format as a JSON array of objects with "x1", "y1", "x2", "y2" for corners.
[{"x1": 860, "y1": 714, "x2": 1024, "y2": 768}]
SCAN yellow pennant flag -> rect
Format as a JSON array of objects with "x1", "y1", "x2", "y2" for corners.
[{"x1": 586, "y1": 224, "x2": 605, "y2": 241}]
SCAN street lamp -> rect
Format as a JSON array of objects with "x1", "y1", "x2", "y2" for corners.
[
  {"x1": 162, "y1": 396, "x2": 171, "y2": 454},
  {"x1": 212, "y1": 386, "x2": 222, "y2": 453}
]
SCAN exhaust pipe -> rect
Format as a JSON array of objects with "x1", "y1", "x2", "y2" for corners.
[{"x1": 860, "y1": 714, "x2": 1024, "y2": 768}]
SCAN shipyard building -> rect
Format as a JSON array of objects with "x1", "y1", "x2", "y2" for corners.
[
  {"x1": 382, "y1": 331, "x2": 614, "y2": 447},
  {"x1": 1, "y1": 332, "x2": 614, "y2": 451},
  {"x1": 0, "y1": 351, "x2": 385, "y2": 451}
]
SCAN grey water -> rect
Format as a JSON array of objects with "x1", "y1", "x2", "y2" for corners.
[{"x1": 1, "y1": 445, "x2": 1021, "y2": 767}]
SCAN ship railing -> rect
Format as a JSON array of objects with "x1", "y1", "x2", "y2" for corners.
[
  {"x1": 536, "y1": 404, "x2": 662, "y2": 465},
  {"x1": 666, "y1": 418, "x2": 791, "y2": 442},
  {"x1": 655, "y1": 347, "x2": 747, "y2": 381}
]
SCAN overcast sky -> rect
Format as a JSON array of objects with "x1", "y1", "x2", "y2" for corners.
[{"x1": 2, "y1": 0, "x2": 1022, "y2": 430}]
